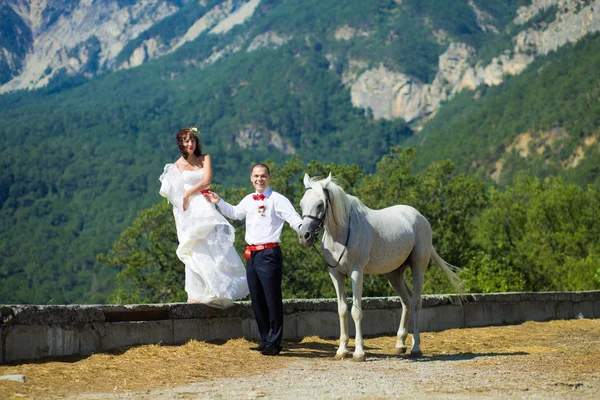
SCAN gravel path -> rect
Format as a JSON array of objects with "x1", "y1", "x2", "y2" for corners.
[
  {"x1": 74, "y1": 335, "x2": 599, "y2": 400},
  {"x1": 3, "y1": 320, "x2": 597, "y2": 399}
]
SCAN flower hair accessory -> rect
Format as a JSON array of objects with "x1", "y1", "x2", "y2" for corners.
[{"x1": 189, "y1": 126, "x2": 198, "y2": 136}]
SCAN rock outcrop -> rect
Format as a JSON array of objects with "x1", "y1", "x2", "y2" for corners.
[
  {"x1": 1, "y1": 0, "x2": 179, "y2": 93},
  {"x1": 247, "y1": 32, "x2": 291, "y2": 52},
  {"x1": 235, "y1": 126, "x2": 295, "y2": 154},
  {"x1": 350, "y1": 42, "x2": 475, "y2": 122},
  {"x1": 350, "y1": 0, "x2": 600, "y2": 123},
  {"x1": 0, "y1": 0, "x2": 262, "y2": 93}
]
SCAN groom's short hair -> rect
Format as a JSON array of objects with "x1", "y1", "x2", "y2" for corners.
[{"x1": 251, "y1": 163, "x2": 271, "y2": 176}]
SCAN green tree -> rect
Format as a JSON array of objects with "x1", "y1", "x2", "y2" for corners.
[
  {"x1": 97, "y1": 201, "x2": 184, "y2": 304},
  {"x1": 466, "y1": 175, "x2": 600, "y2": 292}
]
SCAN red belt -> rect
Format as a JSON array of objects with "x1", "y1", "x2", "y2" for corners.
[
  {"x1": 245, "y1": 242, "x2": 279, "y2": 261},
  {"x1": 200, "y1": 189, "x2": 211, "y2": 194}
]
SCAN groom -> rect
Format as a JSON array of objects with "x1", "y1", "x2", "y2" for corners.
[{"x1": 204, "y1": 163, "x2": 302, "y2": 356}]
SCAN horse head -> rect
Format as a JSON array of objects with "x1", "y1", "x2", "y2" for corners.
[{"x1": 298, "y1": 173, "x2": 332, "y2": 247}]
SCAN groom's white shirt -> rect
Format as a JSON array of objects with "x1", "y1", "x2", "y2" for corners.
[{"x1": 217, "y1": 187, "x2": 302, "y2": 245}]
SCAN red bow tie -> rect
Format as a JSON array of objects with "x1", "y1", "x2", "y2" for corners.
[{"x1": 252, "y1": 193, "x2": 266, "y2": 201}]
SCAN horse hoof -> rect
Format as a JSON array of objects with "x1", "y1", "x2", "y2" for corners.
[
  {"x1": 395, "y1": 346, "x2": 408, "y2": 355},
  {"x1": 409, "y1": 350, "x2": 423, "y2": 358},
  {"x1": 352, "y1": 354, "x2": 366, "y2": 362},
  {"x1": 334, "y1": 352, "x2": 348, "y2": 360}
]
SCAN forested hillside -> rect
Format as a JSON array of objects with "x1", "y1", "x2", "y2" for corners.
[
  {"x1": 1, "y1": 0, "x2": 599, "y2": 304},
  {"x1": 410, "y1": 32, "x2": 600, "y2": 188}
]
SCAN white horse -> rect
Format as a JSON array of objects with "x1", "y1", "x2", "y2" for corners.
[{"x1": 298, "y1": 174, "x2": 464, "y2": 361}]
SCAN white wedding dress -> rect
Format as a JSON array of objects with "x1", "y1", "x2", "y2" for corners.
[{"x1": 159, "y1": 164, "x2": 249, "y2": 307}]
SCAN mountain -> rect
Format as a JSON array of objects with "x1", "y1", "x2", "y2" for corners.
[
  {"x1": 4, "y1": 0, "x2": 600, "y2": 121},
  {"x1": 410, "y1": 31, "x2": 600, "y2": 187},
  {"x1": 1, "y1": 0, "x2": 599, "y2": 304}
]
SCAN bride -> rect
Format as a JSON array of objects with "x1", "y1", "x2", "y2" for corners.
[{"x1": 159, "y1": 126, "x2": 249, "y2": 307}]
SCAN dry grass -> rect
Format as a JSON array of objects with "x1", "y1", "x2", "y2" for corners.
[{"x1": 1, "y1": 319, "x2": 599, "y2": 399}]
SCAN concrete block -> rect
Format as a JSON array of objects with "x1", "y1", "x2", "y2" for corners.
[
  {"x1": 170, "y1": 302, "x2": 253, "y2": 320},
  {"x1": 7, "y1": 324, "x2": 94, "y2": 361},
  {"x1": 283, "y1": 313, "x2": 298, "y2": 339},
  {"x1": 78, "y1": 323, "x2": 104, "y2": 355},
  {"x1": 102, "y1": 320, "x2": 173, "y2": 351},
  {"x1": 4, "y1": 325, "x2": 51, "y2": 362},
  {"x1": 209, "y1": 317, "x2": 245, "y2": 340},
  {"x1": 464, "y1": 301, "x2": 525, "y2": 327},
  {"x1": 46, "y1": 326, "x2": 80, "y2": 357},
  {"x1": 241, "y1": 318, "x2": 260, "y2": 340},
  {"x1": 0, "y1": 326, "x2": 4, "y2": 364},
  {"x1": 285, "y1": 298, "x2": 337, "y2": 313},
  {"x1": 572, "y1": 302, "x2": 595, "y2": 319},
  {"x1": 10, "y1": 305, "x2": 104, "y2": 325},
  {"x1": 420, "y1": 304, "x2": 465, "y2": 332},
  {"x1": 520, "y1": 300, "x2": 556, "y2": 322},
  {"x1": 296, "y1": 311, "x2": 339, "y2": 338},
  {"x1": 360, "y1": 309, "x2": 400, "y2": 336},
  {"x1": 554, "y1": 300, "x2": 573, "y2": 320},
  {"x1": 363, "y1": 297, "x2": 404, "y2": 310},
  {"x1": 173, "y1": 319, "x2": 211, "y2": 343}
]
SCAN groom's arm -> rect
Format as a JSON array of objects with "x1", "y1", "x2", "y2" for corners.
[
  {"x1": 275, "y1": 195, "x2": 303, "y2": 233},
  {"x1": 204, "y1": 191, "x2": 248, "y2": 220},
  {"x1": 217, "y1": 198, "x2": 247, "y2": 221}
]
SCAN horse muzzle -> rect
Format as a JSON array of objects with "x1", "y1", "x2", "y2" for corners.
[{"x1": 298, "y1": 221, "x2": 319, "y2": 247}]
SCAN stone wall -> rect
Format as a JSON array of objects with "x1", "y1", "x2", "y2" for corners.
[{"x1": 2, "y1": 291, "x2": 599, "y2": 363}]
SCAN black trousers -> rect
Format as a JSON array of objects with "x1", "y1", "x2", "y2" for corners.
[{"x1": 246, "y1": 246, "x2": 283, "y2": 347}]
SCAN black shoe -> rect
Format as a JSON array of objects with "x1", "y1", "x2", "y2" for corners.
[
  {"x1": 251, "y1": 343, "x2": 267, "y2": 351},
  {"x1": 260, "y1": 345, "x2": 282, "y2": 356}
]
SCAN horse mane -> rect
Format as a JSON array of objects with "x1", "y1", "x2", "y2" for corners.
[{"x1": 308, "y1": 176, "x2": 367, "y2": 228}]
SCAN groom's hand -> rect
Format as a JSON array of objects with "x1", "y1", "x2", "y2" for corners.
[{"x1": 203, "y1": 191, "x2": 220, "y2": 204}]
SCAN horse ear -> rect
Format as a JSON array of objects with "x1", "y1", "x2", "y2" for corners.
[
  {"x1": 303, "y1": 173, "x2": 312, "y2": 189},
  {"x1": 322, "y1": 172, "x2": 332, "y2": 187}
]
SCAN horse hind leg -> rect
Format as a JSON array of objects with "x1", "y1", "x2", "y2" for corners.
[
  {"x1": 408, "y1": 251, "x2": 429, "y2": 358},
  {"x1": 386, "y1": 265, "x2": 412, "y2": 355}
]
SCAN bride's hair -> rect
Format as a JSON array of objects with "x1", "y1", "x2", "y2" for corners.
[{"x1": 177, "y1": 127, "x2": 203, "y2": 159}]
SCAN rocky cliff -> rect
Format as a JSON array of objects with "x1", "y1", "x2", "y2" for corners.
[
  {"x1": 1, "y1": 0, "x2": 599, "y2": 122},
  {"x1": 350, "y1": 0, "x2": 600, "y2": 124},
  {"x1": 0, "y1": 0, "x2": 261, "y2": 93}
]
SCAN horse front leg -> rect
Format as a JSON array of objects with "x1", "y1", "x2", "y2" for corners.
[
  {"x1": 350, "y1": 267, "x2": 365, "y2": 362},
  {"x1": 329, "y1": 268, "x2": 349, "y2": 360}
]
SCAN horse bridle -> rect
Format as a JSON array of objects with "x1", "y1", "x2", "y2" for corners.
[
  {"x1": 301, "y1": 188, "x2": 330, "y2": 236},
  {"x1": 302, "y1": 188, "x2": 351, "y2": 269}
]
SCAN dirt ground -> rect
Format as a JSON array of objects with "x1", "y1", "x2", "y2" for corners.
[{"x1": 1, "y1": 319, "x2": 599, "y2": 399}]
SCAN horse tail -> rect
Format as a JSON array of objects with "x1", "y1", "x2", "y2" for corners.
[{"x1": 430, "y1": 247, "x2": 466, "y2": 299}]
